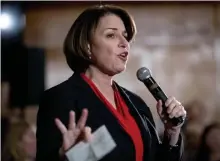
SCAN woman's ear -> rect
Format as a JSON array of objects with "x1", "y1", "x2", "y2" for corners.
[
  {"x1": 87, "y1": 44, "x2": 92, "y2": 59},
  {"x1": 87, "y1": 44, "x2": 91, "y2": 53}
]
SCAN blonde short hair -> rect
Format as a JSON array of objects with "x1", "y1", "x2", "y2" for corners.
[{"x1": 2, "y1": 121, "x2": 30, "y2": 161}]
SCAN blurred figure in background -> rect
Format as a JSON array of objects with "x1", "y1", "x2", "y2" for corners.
[
  {"x1": 182, "y1": 100, "x2": 208, "y2": 161},
  {"x1": 1, "y1": 81, "x2": 11, "y2": 152},
  {"x1": 1, "y1": 81, "x2": 24, "y2": 152},
  {"x1": 196, "y1": 122, "x2": 220, "y2": 161},
  {"x1": 2, "y1": 121, "x2": 36, "y2": 161}
]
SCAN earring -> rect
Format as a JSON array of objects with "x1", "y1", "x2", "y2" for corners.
[{"x1": 88, "y1": 48, "x2": 91, "y2": 59}]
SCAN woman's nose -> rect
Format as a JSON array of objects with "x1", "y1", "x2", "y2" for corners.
[{"x1": 118, "y1": 37, "x2": 129, "y2": 49}]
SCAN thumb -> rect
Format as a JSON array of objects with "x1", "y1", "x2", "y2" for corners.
[
  {"x1": 84, "y1": 126, "x2": 93, "y2": 142},
  {"x1": 156, "y1": 100, "x2": 163, "y2": 116}
]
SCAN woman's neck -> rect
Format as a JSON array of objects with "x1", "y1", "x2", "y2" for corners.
[
  {"x1": 84, "y1": 66, "x2": 117, "y2": 109},
  {"x1": 85, "y1": 66, "x2": 113, "y2": 90}
]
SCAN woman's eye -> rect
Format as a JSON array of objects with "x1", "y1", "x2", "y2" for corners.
[{"x1": 106, "y1": 33, "x2": 115, "y2": 38}]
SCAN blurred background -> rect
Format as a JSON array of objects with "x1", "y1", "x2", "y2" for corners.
[{"x1": 1, "y1": 1, "x2": 220, "y2": 161}]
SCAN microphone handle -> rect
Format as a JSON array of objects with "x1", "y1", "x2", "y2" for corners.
[{"x1": 143, "y1": 78, "x2": 184, "y2": 126}]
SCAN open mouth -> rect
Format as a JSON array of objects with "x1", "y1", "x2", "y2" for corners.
[{"x1": 118, "y1": 52, "x2": 128, "y2": 61}]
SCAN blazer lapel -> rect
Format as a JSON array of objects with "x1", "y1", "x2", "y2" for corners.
[
  {"x1": 115, "y1": 83, "x2": 153, "y2": 159},
  {"x1": 68, "y1": 73, "x2": 128, "y2": 134}
]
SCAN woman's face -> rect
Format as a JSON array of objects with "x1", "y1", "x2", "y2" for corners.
[
  {"x1": 21, "y1": 127, "x2": 36, "y2": 158},
  {"x1": 89, "y1": 14, "x2": 130, "y2": 76},
  {"x1": 206, "y1": 127, "x2": 220, "y2": 152}
]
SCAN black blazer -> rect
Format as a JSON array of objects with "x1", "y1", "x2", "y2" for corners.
[{"x1": 36, "y1": 73, "x2": 183, "y2": 161}]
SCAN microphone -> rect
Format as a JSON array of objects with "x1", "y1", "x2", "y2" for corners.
[{"x1": 136, "y1": 67, "x2": 184, "y2": 126}]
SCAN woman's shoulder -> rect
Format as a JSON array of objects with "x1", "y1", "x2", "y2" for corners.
[
  {"x1": 42, "y1": 74, "x2": 81, "y2": 99},
  {"x1": 39, "y1": 75, "x2": 81, "y2": 110},
  {"x1": 38, "y1": 75, "x2": 81, "y2": 118},
  {"x1": 43, "y1": 79, "x2": 71, "y2": 97}
]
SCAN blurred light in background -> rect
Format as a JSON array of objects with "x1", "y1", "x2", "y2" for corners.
[
  {"x1": 1, "y1": 3, "x2": 26, "y2": 39},
  {"x1": 0, "y1": 12, "x2": 14, "y2": 30}
]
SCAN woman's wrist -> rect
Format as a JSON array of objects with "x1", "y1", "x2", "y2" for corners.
[{"x1": 164, "y1": 128, "x2": 181, "y2": 146}]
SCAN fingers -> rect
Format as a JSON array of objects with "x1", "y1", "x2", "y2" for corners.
[
  {"x1": 55, "y1": 118, "x2": 67, "y2": 134},
  {"x1": 165, "y1": 96, "x2": 186, "y2": 119},
  {"x1": 68, "y1": 111, "x2": 76, "y2": 130},
  {"x1": 175, "y1": 109, "x2": 186, "y2": 118},
  {"x1": 169, "y1": 105, "x2": 182, "y2": 118},
  {"x1": 56, "y1": 108, "x2": 89, "y2": 135},
  {"x1": 84, "y1": 126, "x2": 93, "y2": 142},
  {"x1": 76, "y1": 109, "x2": 89, "y2": 130},
  {"x1": 166, "y1": 97, "x2": 180, "y2": 113},
  {"x1": 165, "y1": 96, "x2": 175, "y2": 107}
]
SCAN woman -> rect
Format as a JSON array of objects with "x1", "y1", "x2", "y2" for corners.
[
  {"x1": 36, "y1": 4, "x2": 186, "y2": 161},
  {"x1": 196, "y1": 123, "x2": 220, "y2": 161},
  {"x1": 2, "y1": 121, "x2": 36, "y2": 161}
]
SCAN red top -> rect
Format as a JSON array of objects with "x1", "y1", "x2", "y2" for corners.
[{"x1": 81, "y1": 73, "x2": 144, "y2": 161}]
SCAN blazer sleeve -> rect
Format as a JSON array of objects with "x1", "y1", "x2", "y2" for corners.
[
  {"x1": 128, "y1": 93, "x2": 184, "y2": 161},
  {"x1": 156, "y1": 132, "x2": 184, "y2": 161},
  {"x1": 36, "y1": 91, "x2": 63, "y2": 161}
]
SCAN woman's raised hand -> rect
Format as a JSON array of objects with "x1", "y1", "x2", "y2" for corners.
[{"x1": 55, "y1": 109, "x2": 92, "y2": 155}]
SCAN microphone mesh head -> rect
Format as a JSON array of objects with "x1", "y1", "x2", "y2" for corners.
[{"x1": 136, "y1": 67, "x2": 152, "y2": 82}]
